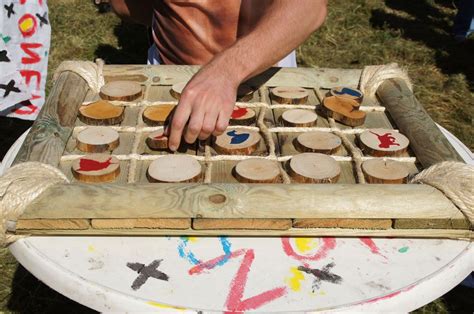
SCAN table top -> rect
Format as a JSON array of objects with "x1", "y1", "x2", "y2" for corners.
[{"x1": 5, "y1": 126, "x2": 474, "y2": 312}]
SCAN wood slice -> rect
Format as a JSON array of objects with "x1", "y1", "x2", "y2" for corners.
[
  {"x1": 99, "y1": 80, "x2": 142, "y2": 101},
  {"x1": 142, "y1": 104, "x2": 175, "y2": 126},
  {"x1": 146, "y1": 130, "x2": 169, "y2": 150},
  {"x1": 295, "y1": 131, "x2": 342, "y2": 154},
  {"x1": 76, "y1": 126, "x2": 120, "y2": 153},
  {"x1": 271, "y1": 86, "x2": 309, "y2": 104},
  {"x1": 359, "y1": 128, "x2": 409, "y2": 157},
  {"x1": 170, "y1": 81, "x2": 186, "y2": 99},
  {"x1": 281, "y1": 109, "x2": 318, "y2": 127},
  {"x1": 230, "y1": 107, "x2": 256, "y2": 125},
  {"x1": 78, "y1": 100, "x2": 124, "y2": 125},
  {"x1": 72, "y1": 154, "x2": 120, "y2": 183},
  {"x1": 362, "y1": 159, "x2": 409, "y2": 184},
  {"x1": 289, "y1": 153, "x2": 340, "y2": 183},
  {"x1": 330, "y1": 86, "x2": 364, "y2": 105},
  {"x1": 322, "y1": 96, "x2": 366, "y2": 126},
  {"x1": 214, "y1": 128, "x2": 261, "y2": 155},
  {"x1": 234, "y1": 158, "x2": 280, "y2": 183},
  {"x1": 237, "y1": 84, "x2": 255, "y2": 101},
  {"x1": 147, "y1": 155, "x2": 202, "y2": 183}
]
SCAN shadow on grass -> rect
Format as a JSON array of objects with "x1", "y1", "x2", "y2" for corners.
[
  {"x1": 95, "y1": 21, "x2": 149, "y2": 64},
  {"x1": 370, "y1": 0, "x2": 474, "y2": 86}
]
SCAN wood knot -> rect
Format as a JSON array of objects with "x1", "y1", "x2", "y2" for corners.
[{"x1": 209, "y1": 194, "x2": 226, "y2": 204}]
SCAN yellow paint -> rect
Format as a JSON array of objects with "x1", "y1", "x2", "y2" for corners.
[
  {"x1": 20, "y1": 18, "x2": 34, "y2": 32},
  {"x1": 187, "y1": 237, "x2": 198, "y2": 243},
  {"x1": 87, "y1": 245, "x2": 95, "y2": 252},
  {"x1": 295, "y1": 238, "x2": 318, "y2": 253},
  {"x1": 319, "y1": 290, "x2": 326, "y2": 296},
  {"x1": 147, "y1": 301, "x2": 185, "y2": 311},
  {"x1": 286, "y1": 267, "x2": 305, "y2": 292}
]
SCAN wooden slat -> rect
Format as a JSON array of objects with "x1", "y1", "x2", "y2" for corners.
[
  {"x1": 293, "y1": 218, "x2": 392, "y2": 229},
  {"x1": 16, "y1": 219, "x2": 90, "y2": 230},
  {"x1": 91, "y1": 218, "x2": 191, "y2": 229},
  {"x1": 394, "y1": 219, "x2": 470, "y2": 230},
  {"x1": 193, "y1": 219, "x2": 292, "y2": 230}
]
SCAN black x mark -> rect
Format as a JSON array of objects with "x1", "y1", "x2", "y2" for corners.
[
  {"x1": 127, "y1": 259, "x2": 169, "y2": 291},
  {"x1": 0, "y1": 50, "x2": 10, "y2": 62},
  {"x1": 36, "y1": 12, "x2": 49, "y2": 27},
  {"x1": 4, "y1": 3, "x2": 14, "y2": 18},
  {"x1": 298, "y1": 262, "x2": 342, "y2": 291},
  {"x1": 0, "y1": 79, "x2": 21, "y2": 98}
]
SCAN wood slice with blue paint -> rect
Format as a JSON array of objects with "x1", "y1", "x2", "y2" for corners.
[
  {"x1": 362, "y1": 159, "x2": 409, "y2": 184},
  {"x1": 330, "y1": 86, "x2": 364, "y2": 105},
  {"x1": 230, "y1": 106, "x2": 256, "y2": 125},
  {"x1": 322, "y1": 96, "x2": 366, "y2": 127},
  {"x1": 76, "y1": 126, "x2": 120, "y2": 153},
  {"x1": 147, "y1": 155, "x2": 202, "y2": 183},
  {"x1": 281, "y1": 109, "x2": 318, "y2": 127},
  {"x1": 170, "y1": 81, "x2": 186, "y2": 100},
  {"x1": 271, "y1": 86, "x2": 309, "y2": 104},
  {"x1": 214, "y1": 128, "x2": 261, "y2": 155},
  {"x1": 288, "y1": 153, "x2": 340, "y2": 183},
  {"x1": 359, "y1": 128, "x2": 409, "y2": 157},
  {"x1": 295, "y1": 131, "x2": 342, "y2": 154},
  {"x1": 234, "y1": 159, "x2": 280, "y2": 183},
  {"x1": 72, "y1": 154, "x2": 120, "y2": 183},
  {"x1": 99, "y1": 80, "x2": 142, "y2": 101},
  {"x1": 78, "y1": 100, "x2": 124, "y2": 125}
]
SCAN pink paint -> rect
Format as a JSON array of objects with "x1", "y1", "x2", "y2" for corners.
[
  {"x1": 360, "y1": 285, "x2": 414, "y2": 305},
  {"x1": 77, "y1": 157, "x2": 113, "y2": 172},
  {"x1": 231, "y1": 107, "x2": 248, "y2": 119},
  {"x1": 370, "y1": 131, "x2": 400, "y2": 149},
  {"x1": 359, "y1": 238, "x2": 387, "y2": 259},
  {"x1": 188, "y1": 249, "x2": 245, "y2": 275},
  {"x1": 281, "y1": 237, "x2": 336, "y2": 262},
  {"x1": 153, "y1": 134, "x2": 166, "y2": 140}
]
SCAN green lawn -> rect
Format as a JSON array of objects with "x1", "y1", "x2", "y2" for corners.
[{"x1": 1, "y1": 0, "x2": 473, "y2": 312}]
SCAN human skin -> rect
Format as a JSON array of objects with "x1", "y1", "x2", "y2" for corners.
[{"x1": 109, "y1": 0, "x2": 327, "y2": 151}]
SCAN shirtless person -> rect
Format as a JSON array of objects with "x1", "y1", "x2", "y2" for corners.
[{"x1": 110, "y1": 0, "x2": 327, "y2": 151}]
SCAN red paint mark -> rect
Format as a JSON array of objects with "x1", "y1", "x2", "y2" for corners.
[
  {"x1": 231, "y1": 107, "x2": 248, "y2": 119},
  {"x1": 359, "y1": 285, "x2": 414, "y2": 305},
  {"x1": 281, "y1": 237, "x2": 336, "y2": 262},
  {"x1": 359, "y1": 237, "x2": 387, "y2": 259},
  {"x1": 189, "y1": 249, "x2": 245, "y2": 275},
  {"x1": 18, "y1": 14, "x2": 37, "y2": 38},
  {"x1": 12, "y1": 100, "x2": 38, "y2": 115},
  {"x1": 153, "y1": 134, "x2": 166, "y2": 140},
  {"x1": 370, "y1": 131, "x2": 400, "y2": 149},
  {"x1": 20, "y1": 43, "x2": 42, "y2": 64},
  {"x1": 20, "y1": 70, "x2": 41, "y2": 89},
  {"x1": 77, "y1": 157, "x2": 113, "y2": 172},
  {"x1": 20, "y1": 0, "x2": 43, "y2": 4}
]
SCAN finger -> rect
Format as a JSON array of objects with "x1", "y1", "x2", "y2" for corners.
[
  {"x1": 212, "y1": 110, "x2": 231, "y2": 137},
  {"x1": 198, "y1": 110, "x2": 219, "y2": 140},
  {"x1": 163, "y1": 106, "x2": 177, "y2": 136},
  {"x1": 184, "y1": 109, "x2": 204, "y2": 144},
  {"x1": 168, "y1": 104, "x2": 192, "y2": 151}
]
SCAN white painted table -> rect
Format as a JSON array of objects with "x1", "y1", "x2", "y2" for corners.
[{"x1": 5, "y1": 127, "x2": 474, "y2": 313}]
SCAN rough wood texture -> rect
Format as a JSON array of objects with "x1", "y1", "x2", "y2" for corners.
[
  {"x1": 362, "y1": 159, "x2": 409, "y2": 184},
  {"x1": 377, "y1": 78, "x2": 464, "y2": 167},
  {"x1": 193, "y1": 218, "x2": 292, "y2": 230},
  {"x1": 13, "y1": 71, "x2": 89, "y2": 166},
  {"x1": 394, "y1": 219, "x2": 470, "y2": 230},
  {"x1": 99, "y1": 80, "x2": 142, "y2": 101},
  {"x1": 72, "y1": 154, "x2": 120, "y2": 183},
  {"x1": 271, "y1": 86, "x2": 309, "y2": 104},
  {"x1": 76, "y1": 126, "x2": 120, "y2": 153},
  {"x1": 359, "y1": 129, "x2": 409, "y2": 157},
  {"x1": 322, "y1": 96, "x2": 366, "y2": 126},
  {"x1": 142, "y1": 104, "x2": 175, "y2": 126},
  {"x1": 281, "y1": 109, "x2": 317, "y2": 127},
  {"x1": 234, "y1": 159, "x2": 280, "y2": 183},
  {"x1": 16, "y1": 219, "x2": 90, "y2": 230},
  {"x1": 91, "y1": 218, "x2": 191, "y2": 229},
  {"x1": 293, "y1": 218, "x2": 392, "y2": 229},
  {"x1": 289, "y1": 153, "x2": 340, "y2": 183},
  {"x1": 78, "y1": 100, "x2": 124, "y2": 125}
]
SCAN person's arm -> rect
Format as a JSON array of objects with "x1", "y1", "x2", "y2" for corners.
[
  {"x1": 167, "y1": 0, "x2": 327, "y2": 151},
  {"x1": 109, "y1": 0, "x2": 154, "y2": 26}
]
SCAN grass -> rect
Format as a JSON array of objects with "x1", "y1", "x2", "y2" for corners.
[{"x1": 1, "y1": 0, "x2": 473, "y2": 312}]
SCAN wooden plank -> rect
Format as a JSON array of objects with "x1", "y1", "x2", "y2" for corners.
[
  {"x1": 16, "y1": 219, "x2": 90, "y2": 230},
  {"x1": 20, "y1": 183, "x2": 463, "y2": 220},
  {"x1": 377, "y1": 79, "x2": 464, "y2": 168},
  {"x1": 91, "y1": 218, "x2": 191, "y2": 229},
  {"x1": 394, "y1": 219, "x2": 470, "y2": 230},
  {"x1": 13, "y1": 71, "x2": 90, "y2": 166},
  {"x1": 193, "y1": 219, "x2": 292, "y2": 230},
  {"x1": 293, "y1": 218, "x2": 392, "y2": 229}
]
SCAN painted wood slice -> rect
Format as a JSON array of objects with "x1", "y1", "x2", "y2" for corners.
[
  {"x1": 76, "y1": 126, "x2": 120, "y2": 153},
  {"x1": 359, "y1": 128, "x2": 409, "y2": 157},
  {"x1": 99, "y1": 80, "x2": 142, "y2": 101},
  {"x1": 230, "y1": 107, "x2": 256, "y2": 125},
  {"x1": 146, "y1": 130, "x2": 169, "y2": 150},
  {"x1": 72, "y1": 154, "x2": 120, "y2": 183},
  {"x1": 142, "y1": 104, "x2": 175, "y2": 126},
  {"x1": 295, "y1": 131, "x2": 342, "y2": 154},
  {"x1": 170, "y1": 81, "x2": 186, "y2": 100},
  {"x1": 214, "y1": 128, "x2": 261, "y2": 155},
  {"x1": 271, "y1": 86, "x2": 309, "y2": 104},
  {"x1": 237, "y1": 84, "x2": 255, "y2": 101},
  {"x1": 362, "y1": 159, "x2": 409, "y2": 184},
  {"x1": 78, "y1": 100, "x2": 124, "y2": 125},
  {"x1": 234, "y1": 159, "x2": 280, "y2": 183},
  {"x1": 330, "y1": 86, "x2": 364, "y2": 105},
  {"x1": 147, "y1": 155, "x2": 202, "y2": 183},
  {"x1": 289, "y1": 153, "x2": 340, "y2": 183},
  {"x1": 322, "y1": 96, "x2": 366, "y2": 126},
  {"x1": 281, "y1": 109, "x2": 318, "y2": 127}
]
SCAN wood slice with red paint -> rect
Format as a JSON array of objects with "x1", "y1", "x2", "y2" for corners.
[
  {"x1": 76, "y1": 126, "x2": 120, "y2": 153},
  {"x1": 271, "y1": 86, "x2": 309, "y2": 104},
  {"x1": 330, "y1": 86, "x2": 364, "y2": 105},
  {"x1": 147, "y1": 155, "x2": 202, "y2": 183},
  {"x1": 295, "y1": 131, "x2": 342, "y2": 154},
  {"x1": 359, "y1": 128, "x2": 409, "y2": 157},
  {"x1": 237, "y1": 84, "x2": 255, "y2": 101},
  {"x1": 230, "y1": 107, "x2": 256, "y2": 125},
  {"x1": 142, "y1": 104, "x2": 175, "y2": 126},
  {"x1": 146, "y1": 130, "x2": 169, "y2": 150},
  {"x1": 281, "y1": 109, "x2": 318, "y2": 127},
  {"x1": 78, "y1": 100, "x2": 124, "y2": 125},
  {"x1": 72, "y1": 154, "x2": 120, "y2": 183},
  {"x1": 99, "y1": 80, "x2": 142, "y2": 101},
  {"x1": 234, "y1": 159, "x2": 280, "y2": 183},
  {"x1": 362, "y1": 159, "x2": 409, "y2": 184},
  {"x1": 322, "y1": 96, "x2": 366, "y2": 127},
  {"x1": 289, "y1": 153, "x2": 340, "y2": 183},
  {"x1": 214, "y1": 128, "x2": 261, "y2": 155},
  {"x1": 170, "y1": 81, "x2": 186, "y2": 100}
]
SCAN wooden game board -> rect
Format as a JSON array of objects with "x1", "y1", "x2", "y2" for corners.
[{"x1": 10, "y1": 64, "x2": 472, "y2": 239}]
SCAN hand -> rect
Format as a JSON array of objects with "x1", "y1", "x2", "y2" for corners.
[{"x1": 166, "y1": 63, "x2": 239, "y2": 151}]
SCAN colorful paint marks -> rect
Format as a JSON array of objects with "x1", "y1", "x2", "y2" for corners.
[
  {"x1": 281, "y1": 237, "x2": 336, "y2": 262},
  {"x1": 298, "y1": 263, "x2": 342, "y2": 291},
  {"x1": 370, "y1": 131, "x2": 400, "y2": 149},
  {"x1": 359, "y1": 237, "x2": 386, "y2": 259},
  {"x1": 294, "y1": 238, "x2": 319, "y2": 253},
  {"x1": 77, "y1": 157, "x2": 113, "y2": 172},
  {"x1": 18, "y1": 13, "x2": 37, "y2": 37},
  {"x1": 178, "y1": 236, "x2": 232, "y2": 269},
  {"x1": 147, "y1": 301, "x2": 185, "y2": 311},
  {"x1": 398, "y1": 246, "x2": 409, "y2": 253},
  {"x1": 0, "y1": 50, "x2": 10, "y2": 62},
  {"x1": 227, "y1": 130, "x2": 250, "y2": 144},
  {"x1": 0, "y1": 79, "x2": 20, "y2": 97},
  {"x1": 334, "y1": 87, "x2": 362, "y2": 97},
  {"x1": 4, "y1": 3, "x2": 15, "y2": 18},
  {"x1": 231, "y1": 107, "x2": 248, "y2": 119},
  {"x1": 286, "y1": 266, "x2": 305, "y2": 292},
  {"x1": 127, "y1": 259, "x2": 169, "y2": 291}
]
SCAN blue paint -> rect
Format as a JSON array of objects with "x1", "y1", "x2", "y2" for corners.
[
  {"x1": 177, "y1": 236, "x2": 232, "y2": 267},
  {"x1": 334, "y1": 87, "x2": 361, "y2": 97},
  {"x1": 227, "y1": 130, "x2": 249, "y2": 144}
]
